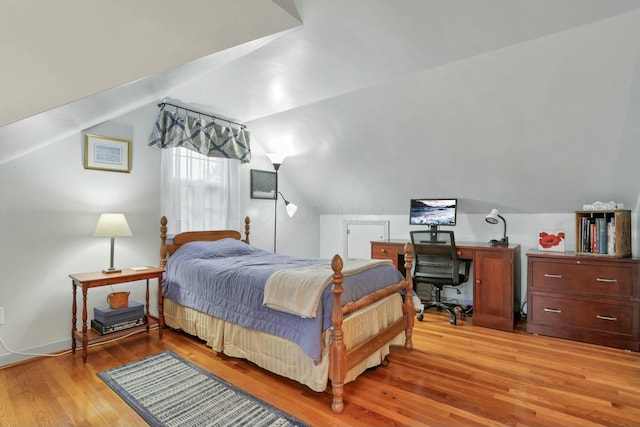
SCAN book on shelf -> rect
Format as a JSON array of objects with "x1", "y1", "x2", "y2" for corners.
[
  {"x1": 607, "y1": 217, "x2": 616, "y2": 254},
  {"x1": 576, "y1": 210, "x2": 628, "y2": 257},
  {"x1": 596, "y1": 217, "x2": 607, "y2": 254},
  {"x1": 578, "y1": 214, "x2": 617, "y2": 255},
  {"x1": 91, "y1": 316, "x2": 147, "y2": 335},
  {"x1": 94, "y1": 300, "x2": 144, "y2": 325}
]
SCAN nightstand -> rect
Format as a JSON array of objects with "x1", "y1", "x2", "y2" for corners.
[{"x1": 69, "y1": 267, "x2": 164, "y2": 362}]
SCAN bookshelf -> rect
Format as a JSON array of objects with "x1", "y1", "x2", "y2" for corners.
[{"x1": 575, "y1": 210, "x2": 631, "y2": 257}]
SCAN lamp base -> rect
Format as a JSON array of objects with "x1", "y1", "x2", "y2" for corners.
[
  {"x1": 489, "y1": 238, "x2": 509, "y2": 247},
  {"x1": 102, "y1": 267, "x2": 122, "y2": 274}
]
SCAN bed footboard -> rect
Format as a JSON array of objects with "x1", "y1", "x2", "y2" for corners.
[{"x1": 329, "y1": 243, "x2": 414, "y2": 413}]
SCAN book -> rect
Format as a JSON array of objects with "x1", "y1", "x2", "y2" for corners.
[
  {"x1": 596, "y1": 217, "x2": 607, "y2": 254},
  {"x1": 91, "y1": 317, "x2": 147, "y2": 335},
  {"x1": 94, "y1": 300, "x2": 144, "y2": 325},
  {"x1": 607, "y1": 217, "x2": 616, "y2": 255}
]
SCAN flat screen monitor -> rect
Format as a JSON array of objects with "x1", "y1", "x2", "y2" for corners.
[{"x1": 409, "y1": 198, "x2": 457, "y2": 229}]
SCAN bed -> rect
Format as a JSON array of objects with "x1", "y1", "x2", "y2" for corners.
[{"x1": 158, "y1": 216, "x2": 414, "y2": 413}]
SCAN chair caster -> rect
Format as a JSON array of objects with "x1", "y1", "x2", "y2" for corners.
[
  {"x1": 417, "y1": 312, "x2": 424, "y2": 321},
  {"x1": 449, "y1": 314, "x2": 457, "y2": 325}
]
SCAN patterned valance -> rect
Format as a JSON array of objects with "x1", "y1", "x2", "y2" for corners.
[{"x1": 148, "y1": 105, "x2": 251, "y2": 163}]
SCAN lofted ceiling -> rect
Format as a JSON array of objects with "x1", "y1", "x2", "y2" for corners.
[{"x1": 2, "y1": 0, "x2": 640, "y2": 215}]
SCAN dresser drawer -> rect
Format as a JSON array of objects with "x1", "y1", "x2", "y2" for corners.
[
  {"x1": 456, "y1": 247, "x2": 473, "y2": 260},
  {"x1": 371, "y1": 243, "x2": 398, "y2": 260},
  {"x1": 529, "y1": 259, "x2": 634, "y2": 297},
  {"x1": 529, "y1": 293, "x2": 634, "y2": 334}
]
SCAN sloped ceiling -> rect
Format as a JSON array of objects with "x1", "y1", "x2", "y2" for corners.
[
  {"x1": 2, "y1": 0, "x2": 640, "y2": 215},
  {"x1": 0, "y1": 0, "x2": 301, "y2": 163}
]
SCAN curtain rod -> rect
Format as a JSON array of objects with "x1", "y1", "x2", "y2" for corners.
[{"x1": 158, "y1": 102, "x2": 246, "y2": 129}]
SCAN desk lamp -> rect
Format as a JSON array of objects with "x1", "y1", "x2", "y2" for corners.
[
  {"x1": 485, "y1": 209, "x2": 508, "y2": 247},
  {"x1": 93, "y1": 213, "x2": 132, "y2": 273}
]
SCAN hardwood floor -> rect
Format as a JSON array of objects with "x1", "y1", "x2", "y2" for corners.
[{"x1": 1, "y1": 311, "x2": 640, "y2": 426}]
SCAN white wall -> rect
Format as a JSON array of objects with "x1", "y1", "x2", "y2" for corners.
[
  {"x1": 241, "y1": 156, "x2": 321, "y2": 258},
  {"x1": 0, "y1": 104, "x2": 162, "y2": 365}
]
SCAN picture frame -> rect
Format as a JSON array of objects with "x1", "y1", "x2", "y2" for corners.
[
  {"x1": 84, "y1": 134, "x2": 131, "y2": 173},
  {"x1": 250, "y1": 169, "x2": 276, "y2": 199},
  {"x1": 538, "y1": 231, "x2": 566, "y2": 252}
]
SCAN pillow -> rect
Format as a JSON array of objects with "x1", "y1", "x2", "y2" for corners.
[{"x1": 179, "y1": 238, "x2": 258, "y2": 259}]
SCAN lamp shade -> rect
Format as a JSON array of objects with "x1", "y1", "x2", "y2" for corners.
[
  {"x1": 485, "y1": 208, "x2": 501, "y2": 224},
  {"x1": 285, "y1": 201, "x2": 298, "y2": 218},
  {"x1": 93, "y1": 213, "x2": 132, "y2": 237},
  {"x1": 266, "y1": 152, "x2": 286, "y2": 165}
]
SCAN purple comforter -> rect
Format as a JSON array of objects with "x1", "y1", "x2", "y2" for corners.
[{"x1": 162, "y1": 239, "x2": 405, "y2": 361}]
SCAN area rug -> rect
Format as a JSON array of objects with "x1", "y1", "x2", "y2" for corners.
[{"x1": 98, "y1": 350, "x2": 310, "y2": 427}]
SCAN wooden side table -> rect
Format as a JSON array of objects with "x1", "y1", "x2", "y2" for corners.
[{"x1": 69, "y1": 267, "x2": 164, "y2": 362}]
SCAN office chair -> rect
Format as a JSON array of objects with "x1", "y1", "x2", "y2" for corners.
[{"x1": 410, "y1": 230, "x2": 471, "y2": 325}]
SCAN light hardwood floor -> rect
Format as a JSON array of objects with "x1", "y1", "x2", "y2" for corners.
[{"x1": 1, "y1": 311, "x2": 640, "y2": 426}]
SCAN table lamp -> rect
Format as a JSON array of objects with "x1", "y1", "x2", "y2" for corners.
[
  {"x1": 93, "y1": 213, "x2": 132, "y2": 273},
  {"x1": 486, "y1": 208, "x2": 508, "y2": 247}
]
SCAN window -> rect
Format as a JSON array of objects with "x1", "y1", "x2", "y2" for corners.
[{"x1": 161, "y1": 147, "x2": 240, "y2": 233}]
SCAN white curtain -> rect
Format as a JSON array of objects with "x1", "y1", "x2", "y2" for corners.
[{"x1": 161, "y1": 147, "x2": 240, "y2": 234}]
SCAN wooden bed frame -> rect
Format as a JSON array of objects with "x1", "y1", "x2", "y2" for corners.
[{"x1": 159, "y1": 216, "x2": 414, "y2": 413}]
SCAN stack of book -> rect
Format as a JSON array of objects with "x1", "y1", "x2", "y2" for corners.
[
  {"x1": 578, "y1": 215, "x2": 615, "y2": 255},
  {"x1": 91, "y1": 300, "x2": 146, "y2": 335}
]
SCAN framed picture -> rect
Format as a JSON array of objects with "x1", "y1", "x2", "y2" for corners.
[
  {"x1": 84, "y1": 134, "x2": 131, "y2": 173},
  {"x1": 250, "y1": 169, "x2": 276, "y2": 199},
  {"x1": 539, "y1": 231, "x2": 566, "y2": 252}
]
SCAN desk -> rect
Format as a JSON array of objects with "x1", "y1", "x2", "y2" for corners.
[
  {"x1": 70, "y1": 267, "x2": 164, "y2": 362},
  {"x1": 371, "y1": 240, "x2": 521, "y2": 332}
]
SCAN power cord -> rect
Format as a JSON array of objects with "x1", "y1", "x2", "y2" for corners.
[
  {"x1": 520, "y1": 300, "x2": 528, "y2": 316},
  {"x1": 0, "y1": 324, "x2": 159, "y2": 363}
]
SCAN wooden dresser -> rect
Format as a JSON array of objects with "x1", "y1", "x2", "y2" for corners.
[{"x1": 526, "y1": 251, "x2": 640, "y2": 351}]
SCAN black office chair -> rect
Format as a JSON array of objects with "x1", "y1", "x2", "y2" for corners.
[{"x1": 410, "y1": 230, "x2": 471, "y2": 325}]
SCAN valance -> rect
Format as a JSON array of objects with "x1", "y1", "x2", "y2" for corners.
[{"x1": 148, "y1": 104, "x2": 251, "y2": 163}]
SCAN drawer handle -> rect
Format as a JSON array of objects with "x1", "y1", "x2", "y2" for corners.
[
  {"x1": 543, "y1": 308, "x2": 562, "y2": 313},
  {"x1": 380, "y1": 249, "x2": 387, "y2": 254},
  {"x1": 596, "y1": 278, "x2": 617, "y2": 283},
  {"x1": 544, "y1": 274, "x2": 562, "y2": 279},
  {"x1": 596, "y1": 315, "x2": 618, "y2": 321}
]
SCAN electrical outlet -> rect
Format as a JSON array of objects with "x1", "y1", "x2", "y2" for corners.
[{"x1": 0, "y1": 307, "x2": 4, "y2": 325}]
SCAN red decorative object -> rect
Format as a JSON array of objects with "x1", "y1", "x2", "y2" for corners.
[{"x1": 539, "y1": 231, "x2": 565, "y2": 251}]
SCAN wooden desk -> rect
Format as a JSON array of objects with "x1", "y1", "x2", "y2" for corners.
[
  {"x1": 371, "y1": 240, "x2": 521, "y2": 332},
  {"x1": 69, "y1": 267, "x2": 164, "y2": 362}
]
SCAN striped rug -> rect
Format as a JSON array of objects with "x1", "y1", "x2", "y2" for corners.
[{"x1": 98, "y1": 350, "x2": 309, "y2": 427}]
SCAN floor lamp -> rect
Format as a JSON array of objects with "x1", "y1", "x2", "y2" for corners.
[{"x1": 267, "y1": 153, "x2": 297, "y2": 253}]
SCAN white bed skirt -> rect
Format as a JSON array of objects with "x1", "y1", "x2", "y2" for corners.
[{"x1": 163, "y1": 293, "x2": 406, "y2": 392}]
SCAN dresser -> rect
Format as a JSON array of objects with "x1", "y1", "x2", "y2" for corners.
[
  {"x1": 526, "y1": 251, "x2": 640, "y2": 351},
  {"x1": 371, "y1": 240, "x2": 520, "y2": 332}
]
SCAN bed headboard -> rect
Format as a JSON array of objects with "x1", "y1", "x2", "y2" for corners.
[{"x1": 159, "y1": 216, "x2": 251, "y2": 269}]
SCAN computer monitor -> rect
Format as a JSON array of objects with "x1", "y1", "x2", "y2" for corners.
[{"x1": 409, "y1": 198, "x2": 457, "y2": 232}]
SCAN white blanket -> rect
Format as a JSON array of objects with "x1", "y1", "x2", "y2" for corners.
[{"x1": 263, "y1": 258, "x2": 393, "y2": 318}]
